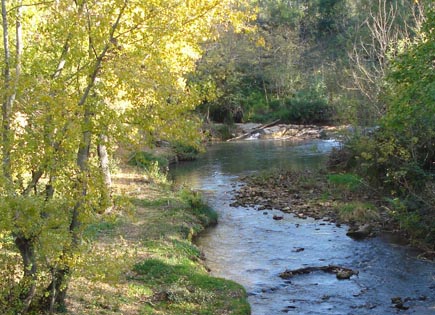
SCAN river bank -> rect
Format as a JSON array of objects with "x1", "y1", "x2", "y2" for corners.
[
  {"x1": 172, "y1": 139, "x2": 435, "y2": 315},
  {"x1": 230, "y1": 168, "x2": 435, "y2": 260},
  {"x1": 65, "y1": 163, "x2": 250, "y2": 315},
  {"x1": 206, "y1": 122, "x2": 434, "y2": 258},
  {"x1": 206, "y1": 122, "x2": 347, "y2": 142}
]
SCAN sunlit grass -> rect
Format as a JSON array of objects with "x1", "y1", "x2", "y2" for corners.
[{"x1": 66, "y1": 164, "x2": 249, "y2": 315}]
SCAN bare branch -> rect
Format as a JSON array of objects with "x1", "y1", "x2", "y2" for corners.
[
  {"x1": 7, "y1": 1, "x2": 54, "y2": 13},
  {"x1": 348, "y1": 0, "x2": 422, "y2": 119}
]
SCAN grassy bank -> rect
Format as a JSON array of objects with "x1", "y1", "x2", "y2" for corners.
[{"x1": 65, "y1": 165, "x2": 250, "y2": 315}]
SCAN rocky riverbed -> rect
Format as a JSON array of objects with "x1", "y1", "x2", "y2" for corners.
[
  {"x1": 173, "y1": 139, "x2": 435, "y2": 314},
  {"x1": 229, "y1": 169, "x2": 435, "y2": 255},
  {"x1": 231, "y1": 123, "x2": 344, "y2": 141}
]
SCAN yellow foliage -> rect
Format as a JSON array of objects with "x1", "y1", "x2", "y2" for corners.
[{"x1": 0, "y1": 0, "x2": 254, "y2": 312}]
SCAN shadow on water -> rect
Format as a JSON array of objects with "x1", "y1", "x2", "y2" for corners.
[{"x1": 170, "y1": 139, "x2": 435, "y2": 315}]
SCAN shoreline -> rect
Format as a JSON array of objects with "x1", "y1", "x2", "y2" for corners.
[
  {"x1": 230, "y1": 168, "x2": 434, "y2": 260},
  {"x1": 66, "y1": 165, "x2": 251, "y2": 315},
  {"x1": 206, "y1": 122, "x2": 348, "y2": 142}
]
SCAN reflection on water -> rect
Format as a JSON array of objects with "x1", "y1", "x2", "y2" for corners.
[
  {"x1": 170, "y1": 139, "x2": 434, "y2": 315},
  {"x1": 171, "y1": 139, "x2": 337, "y2": 183}
]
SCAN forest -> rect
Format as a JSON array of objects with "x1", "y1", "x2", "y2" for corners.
[
  {"x1": 195, "y1": 0, "x2": 434, "y2": 248},
  {"x1": 0, "y1": 0, "x2": 434, "y2": 314}
]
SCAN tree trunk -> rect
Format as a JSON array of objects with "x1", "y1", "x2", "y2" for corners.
[
  {"x1": 3, "y1": 2, "x2": 37, "y2": 312},
  {"x1": 98, "y1": 134, "x2": 112, "y2": 210},
  {"x1": 98, "y1": 134, "x2": 112, "y2": 189},
  {"x1": 47, "y1": 3, "x2": 127, "y2": 309},
  {"x1": 15, "y1": 235, "x2": 37, "y2": 314},
  {"x1": 49, "y1": 128, "x2": 91, "y2": 310},
  {"x1": 2, "y1": 0, "x2": 12, "y2": 180},
  {"x1": 227, "y1": 119, "x2": 281, "y2": 141}
]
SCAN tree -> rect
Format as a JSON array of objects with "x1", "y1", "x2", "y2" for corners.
[
  {"x1": 0, "y1": 0, "x2": 251, "y2": 313},
  {"x1": 349, "y1": 0, "x2": 425, "y2": 123},
  {"x1": 344, "y1": 3, "x2": 435, "y2": 244}
]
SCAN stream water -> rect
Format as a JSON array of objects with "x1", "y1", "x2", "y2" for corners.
[{"x1": 170, "y1": 139, "x2": 434, "y2": 315}]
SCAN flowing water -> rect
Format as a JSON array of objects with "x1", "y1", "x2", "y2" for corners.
[{"x1": 170, "y1": 139, "x2": 434, "y2": 315}]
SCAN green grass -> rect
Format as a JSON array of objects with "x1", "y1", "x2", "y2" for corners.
[
  {"x1": 128, "y1": 189, "x2": 249, "y2": 315},
  {"x1": 337, "y1": 201, "x2": 380, "y2": 223},
  {"x1": 133, "y1": 258, "x2": 249, "y2": 315},
  {"x1": 128, "y1": 151, "x2": 169, "y2": 169},
  {"x1": 327, "y1": 173, "x2": 362, "y2": 192},
  {"x1": 66, "y1": 177, "x2": 250, "y2": 315},
  {"x1": 83, "y1": 215, "x2": 122, "y2": 239}
]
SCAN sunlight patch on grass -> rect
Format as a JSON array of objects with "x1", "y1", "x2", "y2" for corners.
[{"x1": 67, "y1": 172, "x2": 249, "y2": 315}]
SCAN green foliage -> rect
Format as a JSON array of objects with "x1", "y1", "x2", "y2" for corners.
[
  {"x1": 194, "y1": 0, "x2": 428, "y2": 126},
  {"x1": 178, "y1": 189, "x2": 218, "y2": 227},
  {"x1": 337, "y1": 201, "x2": 379, "y2": 223},
  {"x1": 0, "y1": 0, "x2": 254, "y2": 312},
  {"x1": 334, "y1": 8, "x2": 435, "y2": 245},
  {"x1": 279, "y1": 95, "x2": 332, "y2": 124},
  {"x1": 386, "y1": 197, "x2": 434, "y2": 243},
  {"x1": 128, "y1": 151, "x2": 169, "y2": 170},
  {"x1": 128, "y1": 152, "x2": 171, "y2": 186},
  {"x1": 0, "y1": 196, "x2": 73, "y2": 312},
  {"x1": 212, "y1": 124, "x2": 237, "y2": 141},
  {"x1": 248, "y1": 90, "x2": 332, "y2": 124},
  {"x1": 258, "y1": 0, "x2": 304, "y2": 27},
  {"x1": 197, "y1": 30, "x2": 336, "y2": 124},
  {"x1": 357, "y1": 9, "x2": 435, "y2": 191},
  {"x1": 242, "y1": 90, "x2": 269, "y2": 122},
  {"x1": 172, "y1": 142, "x2": 201, "y2": 161},
  {"x1": 0, "y1": 233, "x2": 22, "y2": 314},
  {"x1": 0, "y1": 195, "x2": 71, "y2": 245},
  {"x1": 327, "y1": 173, "x2": 362, "y2": 192}
]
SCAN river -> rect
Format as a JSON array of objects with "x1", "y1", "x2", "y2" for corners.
[{"x1": 170, "y1": 139, "x2": 434, "y2": 315}]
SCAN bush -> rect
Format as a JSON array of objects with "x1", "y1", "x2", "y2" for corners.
[
  {"x1": 338, "y1": 201, "x2": 379, "y2": 223},
  {"x1": 213, "y1": 124, "x2": 236, "y2": 141},
  {"x1": 279, "y1": 96, "x2": 332, "y2": 124},
  {"x1": 331, "y1": 129, "x2": 435, "y2": 246},
  {"x1": 128, "y1": 151, "x2": 169, "y2": 169},
  {"x1": 172, "y1": 142, "x2": 201, "y2": 161},
  {"x1": 246, "y1": 97, "x2": 332, "y2": 124}
]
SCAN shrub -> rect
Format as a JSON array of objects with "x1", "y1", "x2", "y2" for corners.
[
  {"x1": 172, "y1": 142, "x2": 201, "y2": 161},
  {"x1": 213, "y1": 124, "x2": 235, "y2": 141},
  {"x1": 279, "y1": 96, "x2": 332, "y2": 124},
  {"x1": 128, "y1": 151, "x2": 169, "y2": 169}
]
